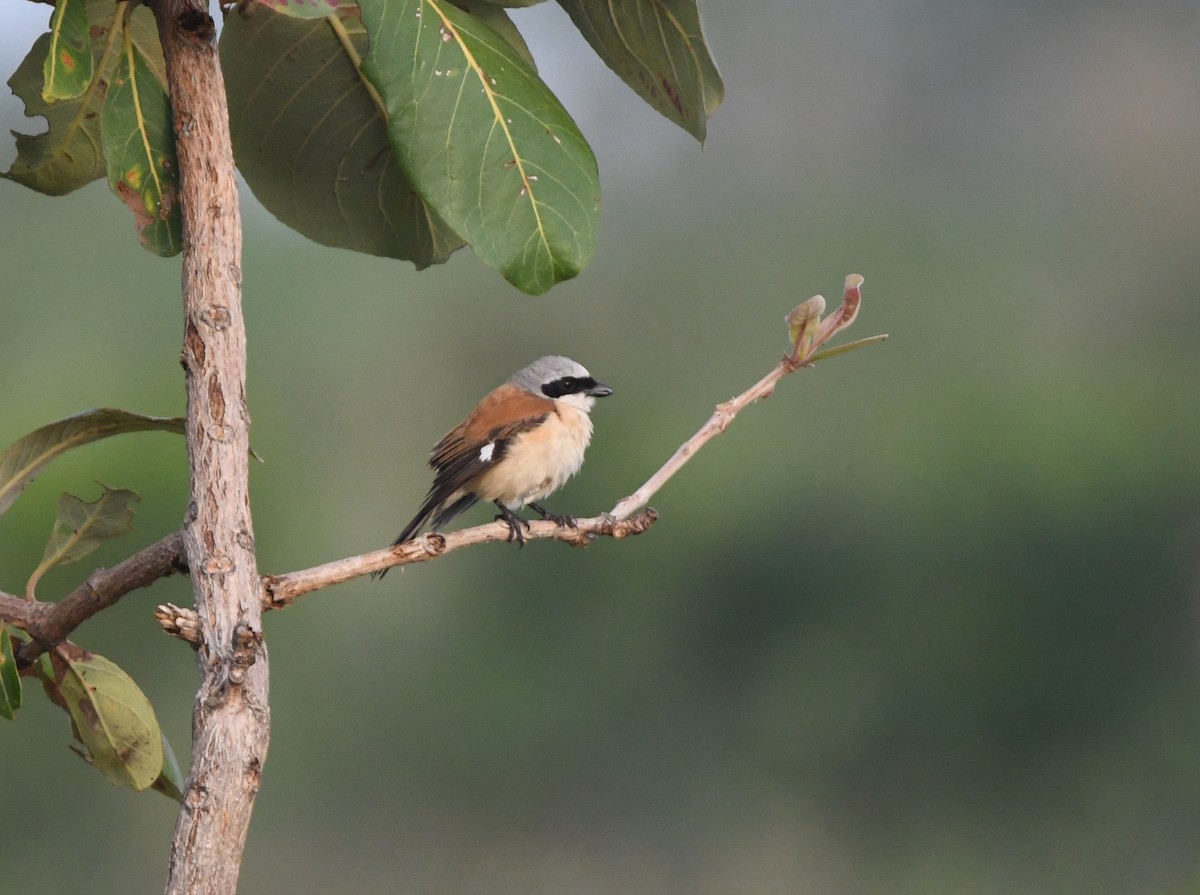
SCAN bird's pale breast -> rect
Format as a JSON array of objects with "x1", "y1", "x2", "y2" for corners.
[{"x1": 476, "y1": 403, "x2": 594, "y2": 508}]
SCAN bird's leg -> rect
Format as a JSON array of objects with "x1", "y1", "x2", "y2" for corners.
[
  {"x1": 528, "y1": 502, "x2": 577, "y2": 528},
  {"x1": 493, "y1": 502, "x2": 532, "y2": 546}
]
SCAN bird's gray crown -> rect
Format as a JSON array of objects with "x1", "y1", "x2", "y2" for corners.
[{"x1": 509, "y1": 355, "x2": 591, "y2": 393}]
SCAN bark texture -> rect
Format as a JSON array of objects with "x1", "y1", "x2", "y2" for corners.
[{"x1": 152, "y1": 4, "x2": 270, "y2": 894}]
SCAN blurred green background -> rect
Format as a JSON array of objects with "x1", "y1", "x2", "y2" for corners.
[{"x1": 3, "y1": 2, "x2": 1200, "y2": 893}]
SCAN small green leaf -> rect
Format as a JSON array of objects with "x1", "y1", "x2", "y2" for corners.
[
  {"x1": 786, "y1": 294, "x2": 825, "y2": 359},
  {"x1": 44, "y1": 643, "x2": 164, "y2": 791},
  {"x1": 26, "y1": 486, "x2": 141, "y2": 599},
  {"x1": 102, "y1": 21, "x2": 182, "y2": 256},
  {"x1": 0, "y1": 408, "x2": 183, "y2": 519},
  {"x1": 221, "y1": 6, "x2": 465, "y2": 267},
  {"x1": 43, "y1": 0, "x2": 95, "y2": 101},
  {"x1": 556, "y1": 0, "x2": 723, "y2": 142},
  {"x1": 361, "y1": 0, "x2": 600, "y2": 294},
  {"x1": 0, "y1": 628, "x2": 22, "y2": 720}
]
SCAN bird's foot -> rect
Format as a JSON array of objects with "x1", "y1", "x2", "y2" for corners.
[
  {"x1": 528, "y1": 502, "x2": 577, "y2": 528},
  {"x1": 494, "y1": 504, "x2": 532, "y2": 547}
]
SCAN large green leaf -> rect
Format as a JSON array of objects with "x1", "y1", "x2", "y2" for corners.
[
  {"x1": 42, "y1": 643, "x2": 163, "y2": 791},
  {"x1": 0, "y1": 409, "x2": 184, "y2": 519},
  {"x1": 221, "y1": 5, "x2": 464, "y2": 267},
  {"x1": 25, "y1": 486, "x2": 141, "y2": 600},
  {"x1": 360, "y1": 0, "x2": 600, "y2": 294},
  {"x1": 557, "y1": 0, "x2": 723, "y2": 142},
  {"x1": 102, "y1": 20, "x2": 182, "y2": 256},
  {"x1": 43, "y1": 0, "x2": 95, "y2": 101}
]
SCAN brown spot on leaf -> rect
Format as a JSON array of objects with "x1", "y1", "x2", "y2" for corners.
[
  {"x1": 76, "y1": 695, "x2": 100, "y2": 730},
  {"x1": 660, "y1": 77, "x2": 685, "y2": 116},
  {"x1": 114, "y1": 180, "x2": 161, "y2": 243},
  {"x1": 56, "y1": 642, "x2": 89, "y2": 662}
]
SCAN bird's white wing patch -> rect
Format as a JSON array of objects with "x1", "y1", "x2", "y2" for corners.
[{"x1": 479, "y1": 442, "x2": 496, "y2": 463}]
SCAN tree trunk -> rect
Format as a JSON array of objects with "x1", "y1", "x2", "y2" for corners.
[{"x1": 152, "y1": 3, "x2": 270, "y2": 893}]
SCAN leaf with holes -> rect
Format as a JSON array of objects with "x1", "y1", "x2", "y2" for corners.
[
  {"x1": 3, "y1": 0, "x2": 166, "y2": 197},
  {"x1": 4, "y1": 30, "x2": 108, "y2": 194},
  {"x1": 222, "y1": 5, "x2": 465, "y2": 268},
  {"x1": 43, "y1": 0, "x2": 94, "y2": 101},
  {"x1": 0, "y1": 409, "x2": 183, "y2": 519},
  {"x1": 40, "y1": 643, "x2": 163, "y2": 791},
  {"x1": 360, "y1": 0, "x2": 599, "y2": 294},
  {"x1": 101, "y1": 22, "x2": 181, "y2": 256},
  {"x1": 557, "y1": 0, "x2": 723, "y2": 142},
  {"x1": 25, "y1": 486, "x2": 141, "y2": 600}
]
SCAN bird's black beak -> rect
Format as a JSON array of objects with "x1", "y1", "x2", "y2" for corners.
[{"x1": 587, "y1": 380, "x2": 614, "y2": 398}]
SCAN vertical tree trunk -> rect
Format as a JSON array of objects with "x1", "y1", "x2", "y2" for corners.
[{"x1": 152, "y1": 3, "x2": 270, "y2": 893}]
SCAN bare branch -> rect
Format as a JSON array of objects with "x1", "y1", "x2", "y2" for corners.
[
  {"x1": 0, "y1": 532, "x2": 186, "y2": 664},
  {"x1": 262, "y1": 508, "x2": 659, "y2": 608}
]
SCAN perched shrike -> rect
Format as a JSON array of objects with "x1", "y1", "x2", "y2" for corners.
[{"x1": 376, "y1": 356, "x2": 612, "y2": 575}]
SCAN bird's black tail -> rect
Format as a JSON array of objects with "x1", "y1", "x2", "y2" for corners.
[{"x1": 373, "y1": 493, "x2": 479, "y2": 580}]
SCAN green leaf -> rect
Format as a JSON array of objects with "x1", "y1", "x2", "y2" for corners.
[
  {"x1": 556, "y1": 0, "x2": 723, "y2": 142},
  {"x1": 4, "y1": 31, "x2": 110, "y2": 194},
  {"x1": 25, "y1": 486, "x2": 141, "y2": 599},
  {"x1": 450, "y1": 1, "x2": 536, "y2": 68},
  {"x1": 0, "y1": 628, "x2": 22, "y2": 720},
  {"x1": 43, "y1": 0, "x2": 95, "y2": 101},
  {"x1": 3, "y1": 0, "x2": 168, "y2": 197},
  {"x1": 245, "y1": 0, "x2": 345, "y2": 18},
  {"x1": 0, "y1": 408, "x2": 184, "y2": 519},
  {"x1": 221, "y1": 5, "x2": 464, "y2": 267},
  {"x1": 360, "y1": 0, "x2": 600, "y2": 294},
  {"x1": 472, "y1": 0, "x2": 548, "y2": 7},
  {"x1": 42, "y1": 643, "x2": 163, "y2": 791},
  {"x1": 102, "y1": 19, "x2": 182, "y2": 256}
]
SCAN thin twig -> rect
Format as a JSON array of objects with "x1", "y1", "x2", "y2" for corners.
[
  {"x1": 614, "y1": 275, "x2": 881, "y2": 520},
  {"x1": 262, "y1": 508, "x2": 658, "y2": 609},
  {"x1": 273, "y1": 275, "x2": 884, "y2": 591}
]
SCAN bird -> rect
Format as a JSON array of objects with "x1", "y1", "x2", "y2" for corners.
[{"x1": 375, "y1": 356, "x2": 613, "y2": 577}]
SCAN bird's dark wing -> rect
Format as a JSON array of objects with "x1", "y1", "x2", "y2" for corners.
[{"x1": 388, "y1": 385, "x2": 554, "y2": 546}]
